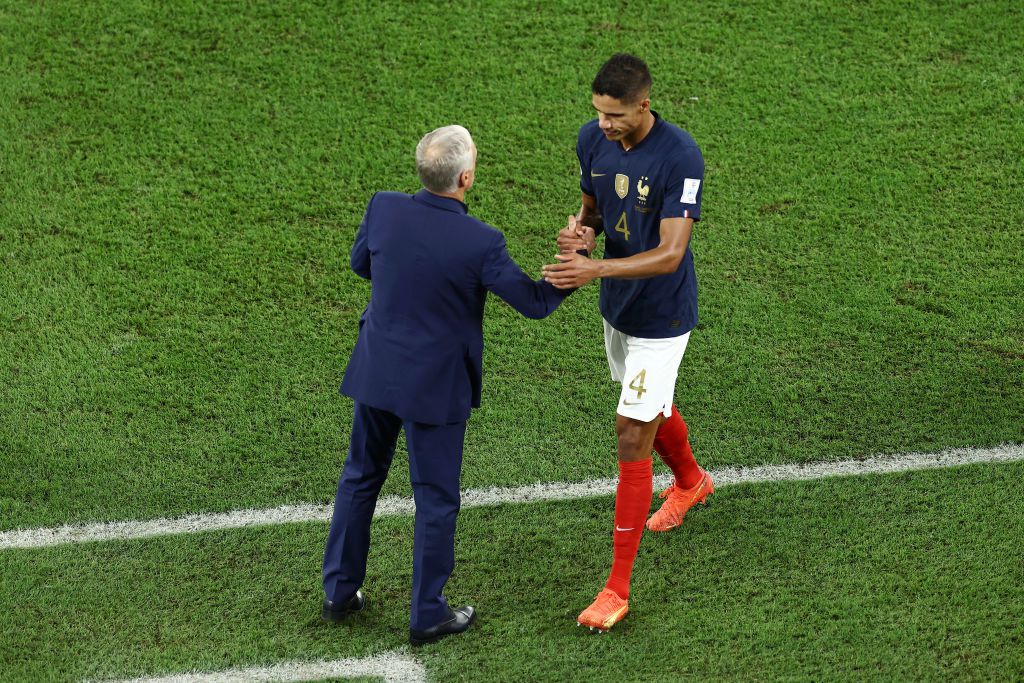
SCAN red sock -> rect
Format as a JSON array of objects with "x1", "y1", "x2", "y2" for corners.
[
  {"x1": 604, "y1": 458, "x2": 653, "y2": 600},
  {"x1": 653, "y1": 405, "x2": 703, "y2": 489}
]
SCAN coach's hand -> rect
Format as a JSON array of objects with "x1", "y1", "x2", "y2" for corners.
[
  {"x1": 542, "y1": 251, "x2": 600, "y2": 289},
  {"x1": 557, "y1": 216, "x2": 596, "y2": 254}
]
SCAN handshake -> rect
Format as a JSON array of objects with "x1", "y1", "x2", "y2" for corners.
[{"x1": 542, "y1": 216, "x2": 599, "y2": 290}]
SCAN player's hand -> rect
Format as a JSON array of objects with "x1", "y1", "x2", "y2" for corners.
[
  {"x1": 557, "y1": 215, "x2": 596, "y2": 254},
  {"x1": 542, "y1": 251, "x2": 600, "y2": 289}
]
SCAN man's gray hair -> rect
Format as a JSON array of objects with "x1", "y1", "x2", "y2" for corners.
[{"x1": 415, "y1": 125, "x2": 475, "y2": 193}]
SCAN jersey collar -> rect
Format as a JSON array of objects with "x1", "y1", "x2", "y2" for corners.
[
  {"x1": 621, "y1": 110, "x2": 663, "y2": 153},
  {"x1": 414, "y1": 189, "x2": 469, "y2": 215}
]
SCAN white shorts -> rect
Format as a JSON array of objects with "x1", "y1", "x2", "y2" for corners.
[{"x1": 604, "y1": 319, "x2": 690, "y2": 422}]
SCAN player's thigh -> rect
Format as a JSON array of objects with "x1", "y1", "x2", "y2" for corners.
[{"x1": 615, "y1": 333, "x2": 690, "y2": 422}]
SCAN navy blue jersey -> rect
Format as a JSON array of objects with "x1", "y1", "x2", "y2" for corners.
[{"x1": 577, "y1": 111, "x2": 704, "y2": 338}]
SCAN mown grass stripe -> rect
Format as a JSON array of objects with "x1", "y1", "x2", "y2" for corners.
[
  {"x1": 4, "y1": 443, "x2": 1021, "y2": 551},
  {"x1": 92, "y1": 650, "x2": 426, "y2": 683}
]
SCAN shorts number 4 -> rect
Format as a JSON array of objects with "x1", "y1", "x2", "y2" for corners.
[{"x1": 629, "y1": 369, "x2": 647, "y2": 399}]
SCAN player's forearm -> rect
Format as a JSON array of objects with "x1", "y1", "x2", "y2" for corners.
[
  {"x1": 594, "y1": 243, "x2": 685, "y2": 280},
  {"x1": 578, "y1": 204, "x2": 603, "y2": 233}
]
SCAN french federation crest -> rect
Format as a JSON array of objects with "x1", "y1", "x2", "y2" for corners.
[
  {"x1": 636, "y1": 176, "x2": 650, "y2": 201},
  {"x1": 615, "y1": 173, "x2": 629, "y2": 199}
]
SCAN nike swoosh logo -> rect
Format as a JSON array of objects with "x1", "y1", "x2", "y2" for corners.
[
  {"x1": 591, "y1": 172, "x2": 606, "y2": 177},
  {"x1": 622, "y1": 400, "x2": 641, "y2": 406},
  {"x1": 615, "y1": 526, "x2": 635, "y2": 532}
]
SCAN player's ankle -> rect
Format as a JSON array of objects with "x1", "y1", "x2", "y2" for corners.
[
  {"x1": 677, "y1": 469, "x2": 703, "y2": 489},
  {"x1": 604, "y1": 581, "x2": 629, "y2": 601}
]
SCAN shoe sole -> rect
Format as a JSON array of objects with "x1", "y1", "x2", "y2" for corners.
[
  {"x1": 321, "y1": 597, "x2": 366, "y2": 623},
  {"x1": 409, "y1": 612, "x2": 476, "y2": 646},
  {"x1": 409, "y1": 629, "x2": 467, "y2": 646},
  {"x1": 577, "y1": 604, "x2": 629, "y2": 633},
  {"x1": 322, "y1": 606, "x2": 364, "y2": 623},
  {"x1": 410, "y1": 632, "x2": 452, "y2": 646}
]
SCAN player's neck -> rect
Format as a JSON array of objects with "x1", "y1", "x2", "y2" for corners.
[{"x1": 619, "y1": 111, "x2": 656, "y2": 152}]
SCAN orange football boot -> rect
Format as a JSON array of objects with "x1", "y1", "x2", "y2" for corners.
[
  {"x1": 577, "y1": 589, "x2": 629, "y2": 633},
  {"x1": 646, "y1": 469, "x2": 714, "y2": 532}
]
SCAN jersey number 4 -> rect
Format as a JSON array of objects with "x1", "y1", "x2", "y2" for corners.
[{"x1": 614, "y1": 211, "x2": 630, "y2": 240}]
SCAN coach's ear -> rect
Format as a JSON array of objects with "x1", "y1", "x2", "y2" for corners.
[{"x1": 459, "y1": 167, "x2": 475, "y2": 191}]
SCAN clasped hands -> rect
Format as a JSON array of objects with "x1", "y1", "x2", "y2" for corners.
[{"x1": 542, "y1": 216, "x2": 599, "y2": 290}]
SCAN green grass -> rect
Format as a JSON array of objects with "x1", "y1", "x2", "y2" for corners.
[
  {"x1": 2, "y1": 0, "x2": 1021, "y2": 530},
  {"x1": 1, "y1": 0, "x2": 1022, "y2": 679},
  {"x1": 2, "y1": 463, "x2": 1022, "y2": 681}
]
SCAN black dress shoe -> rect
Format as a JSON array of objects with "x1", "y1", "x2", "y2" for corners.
[
  {"x1": 409, "y1": 605, "x2": 476, "y2": 646},
  {"x1": 321, "y1": 590, "x2": 365, "y2": 623}
]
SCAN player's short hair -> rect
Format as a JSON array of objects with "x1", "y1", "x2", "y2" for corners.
[
  {"x1": 591, "y1": 53, "x2": 652, "y2": 103},
  {"x1": 416, "y1": 125, "x2": 475, "y2": 194}
]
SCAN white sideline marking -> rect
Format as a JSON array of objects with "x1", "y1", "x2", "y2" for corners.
[
  {"x1": 3, "y1": 443, "x2": 1022, "y2": 551},
  {"x1": 94, "y1": 649, "x2": 426, "y2": 683}
]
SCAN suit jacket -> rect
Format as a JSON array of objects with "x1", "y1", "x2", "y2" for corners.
[{"x1": 341, "y1": 189, "x2": 571, "y2": 425}]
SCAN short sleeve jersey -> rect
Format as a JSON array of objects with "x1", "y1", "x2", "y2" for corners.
[{"x1": 577, "y1": 111, "x2": 704, "y2": 338}]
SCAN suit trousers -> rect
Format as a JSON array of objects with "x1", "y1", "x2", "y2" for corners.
[{"x1": 322, "y1": 401, "x2": 467, "y2": 630}]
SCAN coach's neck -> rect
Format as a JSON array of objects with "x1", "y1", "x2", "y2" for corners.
[
  {"x1": 431, "y1": 187, "x2": 467, "y2": 203},
  {"x1": 430, "y1": 164, "x2": 475, "y2": 204}
]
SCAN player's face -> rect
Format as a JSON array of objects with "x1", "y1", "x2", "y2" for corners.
[{"x1": 592, "y1": 93, "x2": 649, "y2": 142}]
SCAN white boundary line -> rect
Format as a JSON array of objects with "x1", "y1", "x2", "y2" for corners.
[
  {"x1": 4, "y1": 443, "x2": 1021, "y2": 551},
  {"x1": 93, "y1": 649, "x2": 426, "y2": 683}
]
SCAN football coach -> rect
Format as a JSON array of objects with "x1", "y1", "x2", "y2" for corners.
[{"x1": 322, "y1": 125, "x2": 573, "y2": 645}]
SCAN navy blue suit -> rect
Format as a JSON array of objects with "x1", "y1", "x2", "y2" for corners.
[{"x1": 323, "y1": 189, "x2": 570, "y2": 629}]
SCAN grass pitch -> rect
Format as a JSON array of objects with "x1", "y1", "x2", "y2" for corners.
[
  {"x1": 2, "y1": 463, "x2": 1022, "y2": 681},
  {"x1": 1, "y1": 0, "x2": 1022, "y2": 680}
]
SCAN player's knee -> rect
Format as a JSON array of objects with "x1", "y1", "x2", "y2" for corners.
[{"x1": 615, "y1": 420, "x2": 649, "y2": 458}]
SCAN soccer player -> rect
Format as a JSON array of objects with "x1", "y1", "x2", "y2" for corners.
[{"x1": 542, "y1": 54, "x2": 712, "y2": 633}]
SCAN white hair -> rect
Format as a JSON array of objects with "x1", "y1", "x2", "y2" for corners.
[{"x1": 415, "y1": 125, "x2": 475, "y2": 193}]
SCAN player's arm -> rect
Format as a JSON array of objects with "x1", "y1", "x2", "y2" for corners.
[
  {"x1": 598, "y1": 216, "x2": 692, "y2": 278},
  {"x1": 543, "y1": 216, "x2": 693, "y2": 289},
  {"x1": 577, "y1": 192, "x2": 603, "y2": 233},
  {"x1": 557, "y1": 192, "x2": 601, "y2": 254}
]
